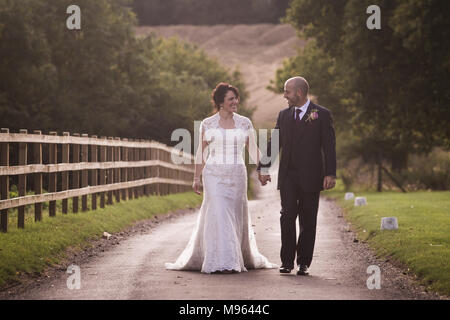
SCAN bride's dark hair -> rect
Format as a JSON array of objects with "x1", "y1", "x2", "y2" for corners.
[{"x1": 211, "y1": 82, "x2": 239, "y2": 110}]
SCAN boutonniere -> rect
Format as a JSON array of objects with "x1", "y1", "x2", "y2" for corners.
[{"x1": 305, "y1": 109, "x2": 319, "y2": 122}]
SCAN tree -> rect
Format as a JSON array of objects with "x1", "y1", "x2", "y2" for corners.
[
  {"x1": 132, "y1": 0, "x2": 292, "y2": 25},
  {"x1": 270, "y1": 0, "x2": 450, "y2": 190},
  {"x1": 0, "y1": 0, "x2": 252, "y2": 146}
]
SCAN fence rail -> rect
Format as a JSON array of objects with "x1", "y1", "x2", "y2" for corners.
[{"x1": 0, "y1": 128, "x2": 195, "y2": 232}]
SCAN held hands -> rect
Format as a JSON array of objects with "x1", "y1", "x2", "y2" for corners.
[
  {"x1": 192, "y1": 178, "x2": 202, "y2": 195},
  {"x1": 323, "y1": 176, "x2": 336, "y2": 190},
  {"x1": 258, "y1": 172, "x2": 271, "y2": 186}
]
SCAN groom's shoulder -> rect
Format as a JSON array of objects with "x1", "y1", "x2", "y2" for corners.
[
  {"x1": 311, "y1": 102, "x2": 332, "y2": 115},
  {"x1": 279, "y1": 107, "x2": 291, "y2": 115}
]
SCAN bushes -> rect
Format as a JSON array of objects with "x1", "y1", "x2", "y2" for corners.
[
  {"x1": 337, "y1": 148, "x2": 450, "y2": 192},
  {"x1": 399, "y1": 149, "x2": 450, "y2": 191}
]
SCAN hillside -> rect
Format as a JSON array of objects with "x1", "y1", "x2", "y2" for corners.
[{"x1": 135, "y1": 24, "x2": 306, "y2": 127}]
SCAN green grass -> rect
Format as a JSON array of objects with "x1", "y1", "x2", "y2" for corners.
[
  {"x1": 0, "y1": 192, "x2": 202, "y2": 288},
  {"x1": 324, "y1": 182, "x2": 450, "y2": 296}
]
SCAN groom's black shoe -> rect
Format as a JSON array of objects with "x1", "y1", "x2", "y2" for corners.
[
  {"x1": 296, "y1": 264, "x2": 309, "y2": 276},
  {"x1": 279, "y1": 266, "x2": 292, "y2": 273}
]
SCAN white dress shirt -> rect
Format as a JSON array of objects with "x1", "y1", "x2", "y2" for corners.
[{"x1": 294, "y1": 99, "x2": 310, "y2": 121}]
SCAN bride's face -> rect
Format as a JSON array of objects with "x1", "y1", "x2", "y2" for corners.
[{"x1": 220, "y1": 90, "x2": 238, "y2": 113}]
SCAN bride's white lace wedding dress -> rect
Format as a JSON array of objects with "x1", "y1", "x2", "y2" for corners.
[{"x1": 165, "y1": 112, "x2": 277, "y2": 273}]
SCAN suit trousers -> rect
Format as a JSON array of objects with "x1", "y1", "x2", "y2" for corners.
[{"x1": 279, "y1": 171, "x2": 320, "y2": 269}]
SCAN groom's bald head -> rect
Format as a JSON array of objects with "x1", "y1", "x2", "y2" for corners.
[
  {"x1": 284, "y1": 76, "x2": 309, "y2": 107},
  {"x1": 285, "y1": 76, "x2": 309, "y2": 98}
]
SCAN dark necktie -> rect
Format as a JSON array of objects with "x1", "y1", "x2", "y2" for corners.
[{"x1": 295, "y1": 108, "x2": 302, "y2": 123}]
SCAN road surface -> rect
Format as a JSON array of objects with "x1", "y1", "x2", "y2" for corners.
[{"x1": 4, "y1": 170, "x2": 436, "y2": 300}]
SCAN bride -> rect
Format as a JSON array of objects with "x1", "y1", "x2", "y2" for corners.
[{"x1": 165, "y1": 82, "x2": 277, "y2": 274}]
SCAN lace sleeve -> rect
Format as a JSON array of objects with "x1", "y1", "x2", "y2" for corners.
[
  {"x1": 244, "y1": 118, "x2": 261, "y2": 166},
  {"x1": 194, "y1": 120, "x2": 207, "y2": 165}
]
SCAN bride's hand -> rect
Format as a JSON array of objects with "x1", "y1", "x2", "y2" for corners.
[
  {"x1": 192, "y1": 179, "x2": 202, "y2": 195},
  {"x1": 258, "y1": 172, "x2": 271, "y2": 186}
]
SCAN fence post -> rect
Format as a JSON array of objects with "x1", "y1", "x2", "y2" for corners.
[
  {"x1": 107, "y1": 137, "x2": 114, "y2": 205},
  {"x1": 182, "y1": 170, "x2": 185, "y2": 192},
  {"x1": 156, "y1": 148, "x2": 161, "y2": 196},
  {"x1": 176, "y1": 169, "x2": 180, "y2": 193},
  {"x1": 1, "y1": 128, "x2": 9, "y2": 232},
  {"x1": 138, "y1": 141, "x2": 143, "y2": 197},
  {"x1": 18, "y1": 129, "x2": 28, "y2": 228},
  {"x1": 90, "y1": 135, "x2": 98, "y2": 211},
  {"x1": 180, "y1": 170, "x2": 183, "y2": 193},
  {"x1": 164, "y1": 150, "x2": 168, "y2": 195},
  {"x1": 168, "y1": 151, "x2": 173, "y2": 194},
  {"x1": 134, "y1": 144, "x2": 140, "y2": 199},
  {"x1": 152, "y1": 147, "x2": 158, "y2": 195},
  {"x1": 33, "y1": 130, "x2": 43, "y2": 221},
  {"x1": 168, "y1": 152, "x2": 171, "y2": 194},
  {"x1": 185, "y1": 170, "x2": 188, "y2": 192},
  {"x1": 121, "y1": 138, "x2": 128, "y2": 201},
  {"x1": 192, "y1": 162, "x2": 195, "y2": 192},
  {"x1": 159, "y1": 149, "x2": 163, "y2": 196},
  {"x1": 141, "y1": 142, "x2": 145, "y2": 196},
  {"x1": 190, "y1": 168, "x2": 193, "y2": 192},
  {"x1": 72, "y1": 133, "x2": 80, "y2": 213},
  {"x1": 160, "y1": 150, "x2": 164, "y2": 195},
  {"x1": 145, "y1": 142, "x2": 151, "y2": 196},
  {"x1": 137, "y1": 143, "x2": 141, "y2": 197},
  {"x1": 164, "y1": 151, "x2": 169, "y2": 195},
  {"x1": 149, "y1": 146, "x2": 154, "y2": 195},
  {"x1": 81, "y1": 134, "x2": 89, "y2": 211},
  {"x1": 167, "y1": 153, "x2": 170, "y2": 194},
  {"x1": 99, "y1": 136, "x2": 107, "y2": 208},
  {"x1": 62, "y1": 132, "x2": 70, "y2": 214},
  {"x1": 128, "y1": 139, "x2": 134, "y2": 200},
  {"x1": 48, "y1": 131, "x2": 58, "y2": 217},
  {"x1": 114, "y1": 137, "x2": 121, "y2": 203}
]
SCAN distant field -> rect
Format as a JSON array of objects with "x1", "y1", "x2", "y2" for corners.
[
  {"x1": 135, "y1": 24, "x2": 306, "y2": 128},
  {"x1": 324, "y1": 186, "x2": 450, "y2": 297}
]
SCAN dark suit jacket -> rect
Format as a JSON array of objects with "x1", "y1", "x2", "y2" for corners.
[{"x1": 258, "y1": 102, "x2": 336, "y2": 192}]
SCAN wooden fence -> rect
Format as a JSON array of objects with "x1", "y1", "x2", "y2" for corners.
[{"x1": 0, "y1": 128, "x2": 195, "y2": 233}]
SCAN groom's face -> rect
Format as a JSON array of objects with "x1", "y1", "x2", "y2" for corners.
[{"x1": 283, "y1": 81, "x2": 302, "y2": 107}]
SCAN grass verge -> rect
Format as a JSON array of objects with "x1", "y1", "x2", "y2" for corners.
[
  {"x1": 324, "y1": 183, "x2": 450, "y2": 296},
  {"x1": 0, "y1": 192, "x2": 202, "y2": 288}
]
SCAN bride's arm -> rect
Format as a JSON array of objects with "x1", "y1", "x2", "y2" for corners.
[
  {"x1": 194, "y1": 138, "x2": 208, "y2": 179},
  {"x1": 245, "y1": 119, "x2": 272, "y2": 185},
  {"x1": 245, "y1": 120, "x2": 261, "y2": 167},
  {"x1": 193, "y1": 123, "x2": 208, "y2": 194}
]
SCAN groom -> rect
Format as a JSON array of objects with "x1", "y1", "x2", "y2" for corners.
[{"x1": 257, "y1": 76, "x2": 336, "y2": 276}]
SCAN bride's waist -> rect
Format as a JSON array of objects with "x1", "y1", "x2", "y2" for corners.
[
  {"x1": 205, "y1": 155, "x2": 245, "y2": 165},
  {"x1": 203, "y1": 163, "x2": 247, "y2": 176}
]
